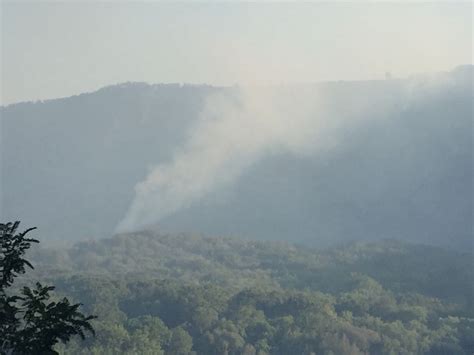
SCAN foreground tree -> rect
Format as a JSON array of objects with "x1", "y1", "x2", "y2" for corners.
[{"x1": 0, "y1": 221, "x2": 96, "y2": 354}]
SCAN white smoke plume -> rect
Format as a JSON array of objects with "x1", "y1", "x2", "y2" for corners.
[
  {"x1": 115, "y1": 75, "x2": 417, "y2": 234},
  {"x1": 116, "y1": 85, "x2": 334, "y2": 233}
]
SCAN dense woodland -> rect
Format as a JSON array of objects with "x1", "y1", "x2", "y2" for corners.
[
  {"x1": 22, "y1": 231, "x2": 473, "y2": 354},
  {"x1": 2, "y1": 68, "x2": 471, "y2": 355}
]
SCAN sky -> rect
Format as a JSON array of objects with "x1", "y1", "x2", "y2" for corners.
[{"x1": 1, "y1": 1, "x2": 472, "y2": 105}]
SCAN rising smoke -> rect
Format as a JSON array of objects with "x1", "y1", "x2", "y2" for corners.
[
  {"x1": 116, "y1": 74, "x2": 437, "y2": 234},
  {"x1": 116, "y1": 85, "x2": 333, "y2": 233}
]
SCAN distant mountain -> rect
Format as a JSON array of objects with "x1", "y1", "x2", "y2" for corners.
[
  {"x1": 2, "y1": 83, "x2": 217, "y2": 241},
  {"x1": 1, "y1": 67, "x2": 472, "y2": 248}
]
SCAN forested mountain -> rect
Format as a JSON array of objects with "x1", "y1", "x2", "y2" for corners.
[
  {"x1": 2, "y1": 3, "x2": 471, "y2": 354},
  {"x1": 2, "y1": 83, "x2": 214, "y2": 242},
  {"x1": 25, "y1": 232, "x2": 473, "y2": 354},
  {"x1": 2, "y1": 66, "x2": 472, "y2": 248}
]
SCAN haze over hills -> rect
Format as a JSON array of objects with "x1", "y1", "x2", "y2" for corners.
[{"x1": 1, "y1": 66, "x2": 472, "y2": 248}]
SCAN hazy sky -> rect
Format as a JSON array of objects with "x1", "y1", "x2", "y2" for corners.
[{"x1": 1, "y1": 1, "x2": 472, "y2": 105}]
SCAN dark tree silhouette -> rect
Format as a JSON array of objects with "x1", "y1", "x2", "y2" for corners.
[{"x1": 0, "y1": 221, "x2": 96, "y2": 354}]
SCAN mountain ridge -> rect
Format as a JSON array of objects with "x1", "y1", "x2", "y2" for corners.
[
  {"x1": 4, "y1": 64, "x2": 471, "y2": 109},
  {"x1": 2, "y1": 66, "x2": 472, "y2": 248}
]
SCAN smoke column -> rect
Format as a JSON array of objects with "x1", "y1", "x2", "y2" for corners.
[
  {"x1": 116, "y1": 85, "x2": 331, "y2": 233},
  {"x1": 115, "y1": 73, "x2": 426, "y2": 234}
]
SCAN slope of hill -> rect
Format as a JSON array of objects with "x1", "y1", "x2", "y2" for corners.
[
  {"x1": 26, "y1": 232, "x2": 474, "y2": 354},
  {"x1": 30, "y1": 231, "x2": 473, "y2": 309},
  {"x1": 2, "y1": 83, "x2": 216, "y2": 241},
  {"x1": 2, "y1": 66, "x2": 472, "y2": 248}
]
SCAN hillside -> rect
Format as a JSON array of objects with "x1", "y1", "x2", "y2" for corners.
[
  {"x1": 2, "y1": 66, "x2": 472, "y2": 248},
  {"x1": 30, "y1": 232, "x2": 473, "y2": 307},
  {"x1": 25, "y1": 232, "x2": 474, "y2": 354}
]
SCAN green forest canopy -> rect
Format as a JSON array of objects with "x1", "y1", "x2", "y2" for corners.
[{"x1": 24, "y1": 231, "x2": 473, "y2": 354}]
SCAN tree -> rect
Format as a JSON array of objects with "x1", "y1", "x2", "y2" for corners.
[
  {"x1": 168, "y1": 326, "x2": 193, "y2": 355},
  {"x1": 0, "y1": 221, "x2": 96, "y2": 354}
]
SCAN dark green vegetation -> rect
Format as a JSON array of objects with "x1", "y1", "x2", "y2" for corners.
[
  {"x1": 28, "y1": 231, "x2": 473, "y2": 354},
  {"x1": 0, "y1": 222, "x2": 95, "y2": 354}
]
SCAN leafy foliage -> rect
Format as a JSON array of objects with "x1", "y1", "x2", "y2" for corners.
[
  {"x1": 0, "y1": 221, "x2": 38, "y2": 289},
  {"x1": 0, "y1": 222, "x2": 95, "y2": 354}
]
